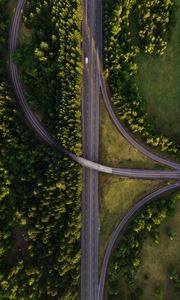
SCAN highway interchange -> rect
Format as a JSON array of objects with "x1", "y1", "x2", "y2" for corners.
[
  {"x1": 8, "y1": 0, "x2": 180, "y2": 178},
  {"x1": 8, "y1": 0, "x2": 180, "y2": 300},
  {"x1": 97, "y1": 182, "x2": 180, "y2": 300}
]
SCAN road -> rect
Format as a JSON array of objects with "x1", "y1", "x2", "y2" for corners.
[
  {"x1": 81, "y1": 1, "x2": 180, "y2": 297},
  {"x1": 83, "y1": 24, "x2": 180, "y2": 171},
  {"x1": 99, "y1": 73, "x2": 180, "y2": 170},
  {"x1": 8, "y1": 0, "x2": 180, "y2": 178},
  {"x1": 81, "y1": 0, "x2": 100, "y2": 298},
  {"x1": 97, "y1": 181, "x2": 180, "y2": 300},
  {"x1": 8, "y1": 1, "x2": 180, "y2": 300}
]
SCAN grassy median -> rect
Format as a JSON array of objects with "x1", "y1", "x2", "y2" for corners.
[
  {"x1": 99, "y1": 174, "x2": 164, "y2": 265},
  {"x1": 99, "y1": 100, "x2": 167, "y2": 170},
  {"x1": 99, "y1": 100, "x2": 168, "y2": 264}
]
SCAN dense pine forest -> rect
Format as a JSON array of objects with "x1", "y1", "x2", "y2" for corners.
[{"x1": 0, "y1": 0, "x2": 82, "y2": 299}]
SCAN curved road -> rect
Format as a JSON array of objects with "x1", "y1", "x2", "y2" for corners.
[
  {"x1": 99, "y1": 73, "x2": 180, "y2": 170},
  {"x1": 84, "y1": 24, "x2": 180, "y2": 170},
  {"x1": 90, "y1": 32, "x2": 180, "y2": 170},
  {"x1": 97, "y1": 182, "x2": 180, "y2": 300},
  {"x1": 8, "y1": 1, "x2": 180, "y2": 300},
  {"x1": 8, "y1": 0, "x2": 180, "y2": 180},
  {"x1": 83, "y1": 4, "x2": 180, "y2": 299}
]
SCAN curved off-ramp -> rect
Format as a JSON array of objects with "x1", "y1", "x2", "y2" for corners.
[
  {"x1": 8, "y1": 1, "x2": 180, "y2": 300},
  {"x1": 8, "y1": 0, "x2": 180, "y2": 179},
  {"x1": 98, "y1": 62, "x2": 180, "y2": 170},
  {"x1": 84, "y1": 25, "x2": 180, "y2": 170},
  {"x1": 97, "y1": 182, "x2": 180, "y2": 300}
]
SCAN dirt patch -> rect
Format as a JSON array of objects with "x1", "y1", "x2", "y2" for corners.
[{"x1": 11, "y1": 227, "x2": 28, "y2": 257}]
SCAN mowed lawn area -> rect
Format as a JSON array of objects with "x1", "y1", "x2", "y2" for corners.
[
  {"x1": 135, "y1": 195, "x2": 180, "y2": 300},
  {"x1": 135, "y1": 0, "x2": 180, "y2": 144}
]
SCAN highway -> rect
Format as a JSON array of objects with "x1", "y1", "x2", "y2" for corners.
[
  {"x1": 81, "y1": 2, "x2": 180, "y2": 299},
  {"x1": 83, "y1": 24, "x2": 180, "y2": 171},
  {"x1": 8, "y1": 0, "x2": 180, "y2": 178},
  {"x1": 97, "y1": 182, "x2": 180, "y2": 300},
  {"x1": 81, "y1": 0, "x2": 100, "y2": 298},
  {"x1": 8, "y1": 1, "x2": 180, "y2": 300}
]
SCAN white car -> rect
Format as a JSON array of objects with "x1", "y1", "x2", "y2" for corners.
[{"x1": 85, "y1": 56, "x2": 88, "y2": 64}]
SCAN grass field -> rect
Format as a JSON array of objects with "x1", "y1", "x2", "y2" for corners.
[
  {"x1": 99, "y1": 100, "x2": 166, "y2": 170},
  {"x1": 8, "y1": 0, "x2": 17, "y2": 16},
  {"x1": 20, "y1": 23, "x2": 32, "y2": 43},
  {"x1": 99, "y1": 100, "x2": 167, "y2": 265},
  {"x1": 135, "y1": 196, "x2": 180, "y2": 300},
  {"x1": 99, "y1": 174, "x2": 164, "y2": 265},
  {"x1": 135, "y1": 0, "x2": 180, "y2": 145}
]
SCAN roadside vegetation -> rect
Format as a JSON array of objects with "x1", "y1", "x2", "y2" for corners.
[
  {"x1": 14, "y1": 0, "x2": 82, "y2": 154},
  {"x1": 106, "y1": 191, "x2": 180, "y2": 299},
  {"x1": 135, "y1": 199, "x2": 180, "y2": 300},
  {"x1": 103, "y1": 0, "x2": 180, "y2": 159},
  {"x1": 99, "y1": 98, "x2": 167, "y2": 264},
  {"x1": 7, "y1": 0, "x2": 17, "y2": 15},
  {"x1": 0, "y1": 0, "x2": 82, "y2": 299},
  {"x1": 102, "y1": 0, "x2": 180, "y2": 298},
  {"x1": 99, "y1": 174, "x2": 163, "y2": 265},
  {"x1": 100, "y1": 100, "x2": 167, "y2": 170}
]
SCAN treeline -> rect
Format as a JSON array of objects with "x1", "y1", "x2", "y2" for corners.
[
  {"x1": 0, "y1": 82, "x2": 81, "y2": 299},
  {"x1": 103, "y1": 0, "x2": 179, "y2": 155},
  {"x1": 0, "y1": 0, "x2": 8, "y2": 69},
  {"x1": 0, "y1": 0, "x2": 82, "y2": 299},
  {"x1": 137, "y1": 0, "x2": 173, "y2": 55},
  {"x1": 107, "y1": 191, "x2": 180, "y2": 299},
  {"x1": 14, "y1": 0, "x2": 82, "y2": 154}
]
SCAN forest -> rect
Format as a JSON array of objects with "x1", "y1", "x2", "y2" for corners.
[
  {"x1": 103, "y1": 0, "x2": 179, "y2": 155},
  {"x1": 0, "y1": 0, "x2": 82, "y2": 299},
  {"x1": 15, "y1": 0, "x2": 82, "y2": 154}
]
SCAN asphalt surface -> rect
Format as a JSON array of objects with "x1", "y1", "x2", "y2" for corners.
[
  {"x1": 97, "y1": 182, "x2": 180, "y2": 300},
  {"x1": 8, "y1": 1, "x2": 180, "y2": 300},
  {"x1": 83, "y1": 23, "x2": 180, "y2": 171},
  {"x1": 8, "y1": 0, "x2": 67, "y2": 152},
  {"x1": 8, "y1": 0, "x2": 180, "y2": 178},
  {"x1": 81, "y1": 0, "x2": 100, "y2": 298},
  {"x1": 99, "y1": 73, "x2": 180, "y2": 170}
]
